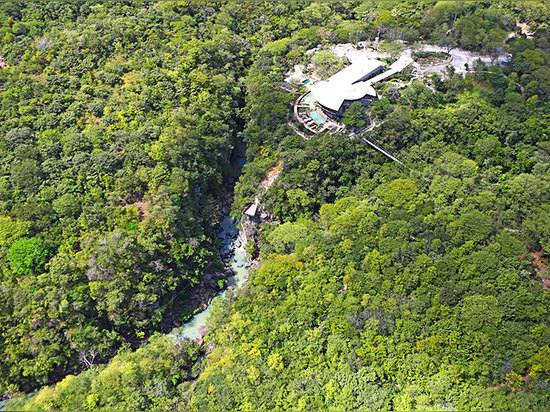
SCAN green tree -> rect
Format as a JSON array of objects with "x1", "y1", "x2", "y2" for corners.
[
  {"x1": 343, "y1": 101, "x2": 367, "y2": 129},
  {"x1": 460, "y1": 294, "x2": 503, "y2": 331},
  {"x1": 312, "y1": 50, "x2": 348, "y2": 80},
  {"x1": 0, "y1": 216, "x2": 30, "y2": 248},
  {"x1": 7, "y1": 237, "x2": 49, "y2": 276},
  {"x1": 375, "y1": 178, "x2": 419, "y2": 208}
]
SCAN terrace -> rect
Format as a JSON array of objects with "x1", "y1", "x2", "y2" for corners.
[{"x1": 293, "y1": 92, "x2": 337, "y2": 135}]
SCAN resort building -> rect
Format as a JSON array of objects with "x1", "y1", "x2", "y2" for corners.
[{"x1": 310, "y1": 59, "x2": 386, "y2": 118}]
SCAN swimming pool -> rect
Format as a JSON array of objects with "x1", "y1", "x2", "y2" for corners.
[
  {"x1": 302, "y1": 93, "x2": 313, "y2": 104},
  {"x1": 309, "y1": 110, "x2": 325, "y2": 124},
  {"x1": 302, "y1": 79, "x2": 311, "y2": 85}
]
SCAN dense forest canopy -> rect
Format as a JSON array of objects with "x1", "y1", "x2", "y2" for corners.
[
  {"x1": 1, "y1": 0, "x2": 550, "y2": 410},
  {"x1": 0, "y1": 0, "x2": 249, "y2": 392}
]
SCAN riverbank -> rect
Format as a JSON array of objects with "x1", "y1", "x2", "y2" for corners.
[
  {"x1": 169, "y1": 142, "x2": 249, "y2": 342},
  {"x1": 170, "y1": 215, "x2": 249, "y2": 342}
]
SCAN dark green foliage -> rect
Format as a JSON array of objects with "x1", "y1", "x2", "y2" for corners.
[
  {"x1": 3, "y1": 0, "x2": 550, "y2": 410},
  {"x1": 342, "y1": 101, "x2": 368, "y2": 129},
  {"x1": 0, "y1": 0, "x2": 248, "y2": 392}
]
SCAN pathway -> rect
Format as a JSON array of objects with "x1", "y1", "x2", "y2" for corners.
[
  {"x1": 287, "y1": 116, "x2": 311, "y2": 140},
  {"x1": 416, "y1": 45, "x2": 509, "y2": 73},
  {"x1": 369, "y1": 53, "x2": 414, "y2": 84}
]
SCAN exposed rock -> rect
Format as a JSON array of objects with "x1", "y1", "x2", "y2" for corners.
[
  {"x1": 222, "y1": 251, "x2": 232, "y2": 259},
  {"x1": 239, "y1": 202, "x2": 276, "y2": 266},
  {"x1": 204, "y1": 341, "x2": 215, "y2": 355},
  {"x1": 199, "y1": 325, "x2": 209, "y2": 337}
]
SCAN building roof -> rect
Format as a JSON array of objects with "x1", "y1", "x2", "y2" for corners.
[
  {"x1": 310, "y1": 59, "x2": 385, "y2": 111},
  {"x1": 368, "y1": 54, "x2": 414, "y2": 83},
  {"x1": 244, "y1": 197, "x2": 259, "y2": 217}
]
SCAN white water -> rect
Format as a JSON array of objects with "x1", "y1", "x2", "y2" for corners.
[{"x1": 170, "y1": 215, "x2": 249, "y2": 340}]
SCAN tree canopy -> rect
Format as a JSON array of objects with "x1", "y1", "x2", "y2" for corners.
[{"x1": 3, "y1": 1, "x2": 550, "y2": 410}]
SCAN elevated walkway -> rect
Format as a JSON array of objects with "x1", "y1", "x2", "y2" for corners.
[{"x1": 369, "y1": 54, "x2": 414, "y2": 84}]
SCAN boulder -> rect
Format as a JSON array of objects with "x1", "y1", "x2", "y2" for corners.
[{"x1": 199, "y1": 325, "x2": 209, "y2": 337}]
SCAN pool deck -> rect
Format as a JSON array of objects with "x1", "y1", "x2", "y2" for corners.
[{"x1": 293, "y1": 92, "x2": 336, "y2": 134}]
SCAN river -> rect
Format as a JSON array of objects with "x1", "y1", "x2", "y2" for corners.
[
  {"x1": 170, "y1": 140, "x2": 249, "y2": 341},
  {"x1": 0, "y1": 146, "x2": 249, "y2": 411},
  {"x1": 170, "y1": 216, "x2": 249, "y2": 340}
]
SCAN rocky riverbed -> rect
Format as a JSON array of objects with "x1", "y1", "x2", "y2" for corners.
[{"x1": 169, "y1": 215, "x2": 249, "y2": 342}]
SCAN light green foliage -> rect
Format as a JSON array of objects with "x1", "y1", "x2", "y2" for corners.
[
  {"x1": 301, "y1": 2, "x2": 332, "y2": 26},
  {"x1": 530, "y1": 346, "x2": 550, "y2": 382},
  {"x1": 374, "y1": 10, "x2": 397, "y2": 28},
  {"x1": 312, "y1": 50, "x2": 348, "y2": 80},
  {"x1": 436, "y1": 151, "x2": 479, "y2": 178},
  {"x1": 460, "y1": 294, "x2": 503, "y2": 331},
  {"x1": 375, "y1": 178, "x2": 419, "y2": 208},
  {"x1": 9, "y1": 334, "x2": 199, "y2": 411},
  {"x1": 4, "y1": 0, "x2": 550, "y2": 410},
  {"x1": 450, "y1": 210, "x2": 493, "y2": 244},
  {"x1": 507, "y1": 173, "x2": 549, "y2": 207},
  {"x1": 188, "y1": 188, "x2": 549, "y2": 410},
  {"x1": 0, "y1": 216, "x2": 30, "y2": 248},
  {"x1": 52, "y1": 193, "x2": 81, "y2": 217},
  {"x1": 254, "y1": 254, "x2": 302, "y2": 292},
  {"x1": 7, "y1": 237, "x2": 48, "y2": 276},
  {"x1": 265, "y1": 221, "x2": 311, "y2": 255}
]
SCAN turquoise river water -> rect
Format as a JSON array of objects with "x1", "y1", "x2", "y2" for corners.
[{"x1": 170, "y1": 215, "x2": 249, "y2": 341}]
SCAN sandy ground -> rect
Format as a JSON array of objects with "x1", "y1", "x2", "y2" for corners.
[
  {"x1": 532, "y1": 250, "x2": 550, "y2": 290},
  {"x1": 259, "y1": 161, "x2": 283, "y2": 189},
  {"x1": 330, "y1": 43, "x2": 387, "y2": 63},
  {"x1": 417, "y1": 44, "x2": 507, "y2": 74},
  {"x1": 327, "y1": 42, "x2": 508, "y2": 75}
]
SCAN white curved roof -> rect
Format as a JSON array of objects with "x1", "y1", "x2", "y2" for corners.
[
  {"x1": 311, "y1": 80, "x2": 377, "y2": 111},
  {"x1": 310, "y1": 60, "x2": 385, "y2": 111}
]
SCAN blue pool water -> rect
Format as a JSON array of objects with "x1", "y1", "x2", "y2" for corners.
[
  {"x1": 302, "y1": 93, "x2": 313, "y2": 104},
  {"x1": 309, "y1": 110, "x2": 325, "y2": 124},
  {"x1": 303, "y1": 79, "x2": 311, "y2": 85}
]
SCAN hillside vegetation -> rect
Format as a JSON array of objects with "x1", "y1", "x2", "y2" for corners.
[{"x1": 3, "y1": 1, "x2": 550, "y2": 410}]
